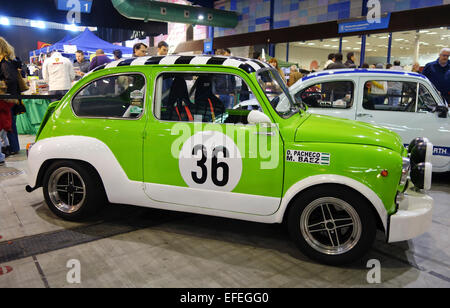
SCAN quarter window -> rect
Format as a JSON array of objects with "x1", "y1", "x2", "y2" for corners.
[
  {"x1": 417, "y1": 84, "x2": 438, "y2": 112},
  {"x1": 363, "y1": 80, "x2": 417, "y2": 112},
  {"x1": 154, "y1": 72, "x2": 260, "y2": 124},
  {"x1": 295, "y1": 81, "x2": 354, "y2": 109},
  {"x1": 72, "y1": 74, "x2": 146, "y2": 118}
]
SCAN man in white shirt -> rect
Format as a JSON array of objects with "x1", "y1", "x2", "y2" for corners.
[{"x1": 42, "y1": 51, "x2": 75, "y2": 98}]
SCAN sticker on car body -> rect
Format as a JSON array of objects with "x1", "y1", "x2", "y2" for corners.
[
  {"x1": 179, "y1": 131, "x2": 243, "y2": 192},
  {"x1": 286, "y1": 150, "x2": 331, "y2": 166}
]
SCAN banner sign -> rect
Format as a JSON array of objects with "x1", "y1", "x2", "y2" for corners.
[{"x1": 338, "y1": 13, "x2": 391, "y2": 34}]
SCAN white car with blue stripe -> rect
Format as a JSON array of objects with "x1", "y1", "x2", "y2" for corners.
[{"x1": 289, "y1": 69, "x2": 450, "y2": 173}]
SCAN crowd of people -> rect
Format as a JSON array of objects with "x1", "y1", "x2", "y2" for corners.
[
  {"x1": 0, "y1": 32, "x2": 448, "y2": 165},
  {"x1": 0, "y1": 36, "x2": 171, "y2": 165}
]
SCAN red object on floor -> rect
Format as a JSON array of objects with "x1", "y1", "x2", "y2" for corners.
[{"x1": 0, "y1": 266, "x2": 13, "y2": 276}]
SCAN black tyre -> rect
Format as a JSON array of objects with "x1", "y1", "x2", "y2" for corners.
[
  {"x1": 287, "y1": 185, "x2": 377, "y2": 265},
  {"x1": 42, "y1": 160, "x2": 106, "y2": 221}
]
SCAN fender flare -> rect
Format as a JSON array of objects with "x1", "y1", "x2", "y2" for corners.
[
  {"x1": 27, "y1": 136, "x2": 141, "y2": 205},
  {"x1": 276, "y1": 174, "x2": 388, "y2": 231}
]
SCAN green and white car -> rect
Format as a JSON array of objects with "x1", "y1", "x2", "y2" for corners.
[{"x1": 26, "y1": 55, "x2": 433, "y2": 265}]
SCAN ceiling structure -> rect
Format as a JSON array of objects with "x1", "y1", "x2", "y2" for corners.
[{"x1": 0, "y1": 0, "x2": 167, "y2": 35}]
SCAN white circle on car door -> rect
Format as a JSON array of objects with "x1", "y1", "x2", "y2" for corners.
[{"x1": 179, "y1": 131, "x2": 242, "y2": 192}]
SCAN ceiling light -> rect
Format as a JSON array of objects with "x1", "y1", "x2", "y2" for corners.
[
  {"x1": 30, "y1": 20, "x2": 46, "y2": 29},
  {"x1": 0, "y1": 17, "x2": 10, "y2": 26}
]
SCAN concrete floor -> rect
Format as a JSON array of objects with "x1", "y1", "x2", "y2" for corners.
[{"x1": 0, "y1": 135, "x2": 449, "y2": 288}]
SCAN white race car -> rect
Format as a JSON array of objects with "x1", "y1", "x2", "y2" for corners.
[{"x1": 289, "y1": 69, "x2": 450, "y2": 173}]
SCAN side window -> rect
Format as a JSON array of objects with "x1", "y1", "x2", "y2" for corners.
[
  {"x1": 417, "y1": 84, "x2": 438, "y2": 112},
  {"x1": 295, "y1": 81, "x2": 354, "y2": 109},
  {"x1": 363, "y1": 80, "x2": 417, "y2": 112},
  {"x1": 72, "y1": 74, "x2": 146, "y2": 118},
  {"x1": 154, "y1": 73, "x2": 260, "y2": 124}
]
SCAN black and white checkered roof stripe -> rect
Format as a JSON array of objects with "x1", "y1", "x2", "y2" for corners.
[{"x1": 87, "y1": 55, "x2": 271, "y2": 77}]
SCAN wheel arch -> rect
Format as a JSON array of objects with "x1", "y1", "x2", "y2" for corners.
[
  {"x1": 279, "y1": 175, "x2": 388, "y2": 233},
  {"x1": 35, "y1": 158, "x2": 106, "y2": 194}
]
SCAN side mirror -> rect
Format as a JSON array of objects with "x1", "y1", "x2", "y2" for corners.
[
  {"x1": 248, "y1": 110, "x2": 272, "y2": 125},
  {"x1": 436, "y1": 105, "x2": 448, "y2": 118}
]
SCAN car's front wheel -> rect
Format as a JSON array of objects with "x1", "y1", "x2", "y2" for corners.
[
  {"x1": 43, "y1": 160, "x2": 106, "y2": 221},
  {"x1": 288, "y1": 185, "x2": 377, "y2": 265}
]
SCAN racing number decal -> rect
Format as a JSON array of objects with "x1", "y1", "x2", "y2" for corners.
[
  {"x1": 191, "y1": 144, "x2": 208, "y2": 184},
  {"x1": 191, "y1": 144, "x2": 230, "y2": 186},
  {"x1": 179, "y1": 131, "x2": 242, "y2": 192}
]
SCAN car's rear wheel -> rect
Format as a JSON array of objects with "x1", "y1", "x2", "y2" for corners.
[
  {"x1": 43, "y1": 160, "x2": 106, "y2": 221},
  {"x1": 288, "y1": 185, "x2": 377, "y2": 265}
]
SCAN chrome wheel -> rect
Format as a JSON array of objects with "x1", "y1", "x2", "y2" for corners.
[
  {"x1": 48, "y1": 167, "x2": 86, "y2": 214},
  {"x1": 300, "y1": 197, "x2": 362, "y2": 255}
]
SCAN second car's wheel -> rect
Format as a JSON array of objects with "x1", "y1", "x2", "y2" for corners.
[
  {"x1": 287, "y1": 185, "x2": 377, "y2": 265},
  {"x1": 43, "y1": 160, "x2": 106, "y2": 221}
]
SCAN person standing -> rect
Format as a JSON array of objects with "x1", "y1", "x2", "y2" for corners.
[
  {"x1": 157, "y1": 41, "x2": 169, "y2": 56},
  {"x1": 213, "y1": 48, "x2": 236, "y2": 109},
  {"x1": 387, "y1": 61, "x2": 404, "y2": 106},
  {"x1": 288, "y1": 65, "x2": 303, "y2": 87},
  {"x1": 268, "y1": 58, "x2": 287, "y2": 83},
  {"x1": 73, "y1": 50, "x2": 90, "y2": 81},
  {"x1": 42, "y1": 51, "x2": 75, "y2": 98},
  {"x1": 324, "y1": 53, "x2": 335, "y2": 70},
  {"x1": 422, "y1": 48, "x2": 450, "y2": 104},
  {"x1": 345, "y1": 52, "x2": 357, "y2": 68},
  {"x1": 88, "y1": 49, "x2": 112, "y2": 70},
  {"x1": 133, "y1": 43, "x2": 148, "y2": 57},
  {"x1": 0, "y1": 37, "x2": 20, "y2": 156},
  {"x1": 113, "y1": 49, "x2": 123, "y2": 61},
  {"x1": 326, "y1": 53, "x2": 347, "y2": 70}
]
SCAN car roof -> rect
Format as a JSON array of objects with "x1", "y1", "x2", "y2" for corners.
[
  {"x1": 299, "y1": 69, "x2": 427, "y2": 83},
  {"x1": 85, "y1": 55, "x2": 272, "y2": 77}
]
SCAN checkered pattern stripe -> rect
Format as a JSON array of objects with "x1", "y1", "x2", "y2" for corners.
[{"x1": 86, "y1": 55, "x2": 271, "y2": 77}]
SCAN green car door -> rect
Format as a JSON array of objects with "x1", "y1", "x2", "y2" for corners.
[{"x1": 142, "y1": 66, "x2": 284, "y2": 216}]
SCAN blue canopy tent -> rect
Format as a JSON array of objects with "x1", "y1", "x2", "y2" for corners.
[
  {"x1": 29, "y1": 29, "x2": 133, "y2": 60},
  {"x1": 29, "y1": 34, "x2": 73, "y2": 58}
]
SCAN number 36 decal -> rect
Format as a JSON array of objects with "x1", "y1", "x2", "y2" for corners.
[{"x1": 179, "y1": 131, "x2": 242, "y2": 192}]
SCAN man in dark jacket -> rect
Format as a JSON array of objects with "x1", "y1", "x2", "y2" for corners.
[
  {"x1": 345, "y1": 52, "x2": 357, "y2": 68},
  {"x1": 73, "y1": 50, "x2": 90, "y2": 80},
  {"x1": 326, "y1": 53, "x2": 347, "y2": 70},
  {"x1": 423, "y1": 48, "x2": 450, "y2": 104}
]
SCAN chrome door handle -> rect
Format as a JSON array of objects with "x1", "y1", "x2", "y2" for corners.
[{"x1": 356, "y1": 113, "x2": 373, "y2": 118}]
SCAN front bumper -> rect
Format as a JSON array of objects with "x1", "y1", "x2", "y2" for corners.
[{"x1": 388, "y1": 186, "x2": 433, "y2": 243}]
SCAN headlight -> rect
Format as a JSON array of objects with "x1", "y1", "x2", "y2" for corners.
[
  {"x1": 408, "y1": 137, "x2": 429, "y2": 154},
  {"x1": 410, "y1": 162, "x2": 432, "y2": 190},
  {"x1": 410, "y1": 141, "x2": 433, "y2": 165},
  {"x1": 400, "y1": 157, "x2": 410, "y2": 186}
]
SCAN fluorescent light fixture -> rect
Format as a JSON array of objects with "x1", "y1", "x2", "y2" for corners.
[
  {"x1": 419, "y1": 30, "x2": 429, "y2": 33},
  {"x1": 426, "y1": 32, "x2": 437, "y2": 35},
  {"x1": 379, "y1": 36, "x2": 388, "y2": 39},
  {"x1": 0, "y1": 17, "x2": 10, "y2": 26},
  {"x1": 30, "y1": 20, "x2": 46, "y2": 29},
  {"x1": 307, "y1": 43, "x2": 315, "y2": 45},
  {"x1": 65, "y1": 24, "x2": 79, "y2": 31}
]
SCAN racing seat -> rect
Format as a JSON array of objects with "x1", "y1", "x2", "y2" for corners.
[
  {"x1": 193, "y1": 76, "x2": 226, "y2": 123},
  {"x1": 164, "y1": 77, "x2": 194, "y2": 121}
]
